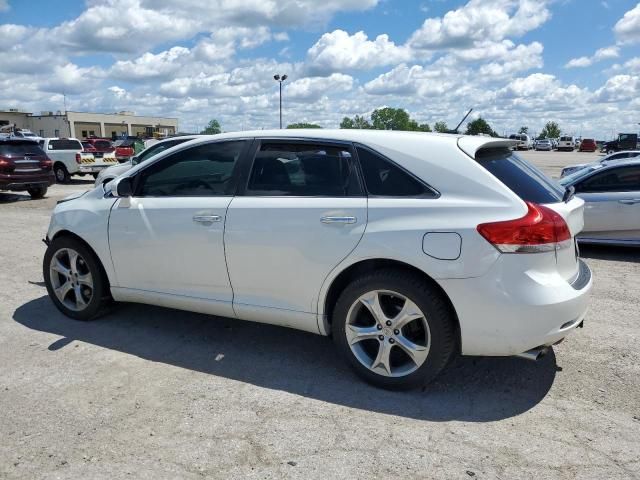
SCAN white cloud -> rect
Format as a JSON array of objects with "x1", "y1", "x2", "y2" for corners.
[
  {"x1": 306, "y1": 30, "x2": 412, "y2": 75},
  {"x1": 565, "y1": 45, "x2": 619, "y2": 68},
  {"x1": 614, "y1": 3, "x2": 640, "y2": 44},
  {"x1": 285, "y1": 73, "x2": 354, "y2": 102},
  {"x1": 408, "y1": 0, "x2": 551, "y2": 51},
  {"x1": 595, "y1": 74, "x2": 640, "y2": 102}
]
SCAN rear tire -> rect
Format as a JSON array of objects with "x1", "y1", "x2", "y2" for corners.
[
  {"x1": 43, "y1": 235, "x2": 112, "y2": 321},
  {"x1": 27, "y1": 186, "x2": 47, "y2": 199},
  {"x1": 54, "y1": 163, "x2": 70, "y2": 184},
  {"x1": 332, "y1": 269, "x2": 456, "y2": 389}
]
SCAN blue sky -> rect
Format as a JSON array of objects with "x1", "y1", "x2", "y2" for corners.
[{"x1": 1, "y1": 0, "x2": 639, "y2": 138}]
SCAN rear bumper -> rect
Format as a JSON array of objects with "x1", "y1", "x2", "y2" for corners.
[
  {"x1": 0, "y1": 172, "x2": 55, "y2": 190},
  {"x1": 79, "y1": 164, "x2": 112, "y2": 173},
  {"x1": 439, "y1": 258, "x2": 592, "y2": 357}
]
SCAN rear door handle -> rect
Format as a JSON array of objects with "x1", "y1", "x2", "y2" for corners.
[
  {"x1": 193, "y1": 215, "x2": 221, "y2": 223},
  {"x1": 618, "y1": 199, "x2": 640, "y2": 205},
  {"x1": 321, "y1": 216, "x2": 357, "y2": 224}
]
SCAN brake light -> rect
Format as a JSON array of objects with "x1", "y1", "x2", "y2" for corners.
[
  {"x1": 41, "y1": 158, "x2": 52, "y2": 169},
  {"x1": 477, "y1": 202, "x2": 571, "y2": 253},
  {"x1": 75, "y1": 153, "x2": 81, "y2": 164}
]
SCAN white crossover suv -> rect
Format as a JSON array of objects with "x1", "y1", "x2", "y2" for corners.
[{"x1": 43, "y1": 130, "x2": 592, "y2": 389}]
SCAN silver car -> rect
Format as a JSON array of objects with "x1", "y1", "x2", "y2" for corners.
[
  {"x1": 560, "y1": 159, "x2": 640, "y2": 246},
  {"x1": 94, "y1": 135, "x2": 201, "y2": 187},
  {"x1": 560, "y1": 150, "x2": 640, "y2": 177}
]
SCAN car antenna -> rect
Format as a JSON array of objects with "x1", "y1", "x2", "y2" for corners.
[{"x1": 447, "y1": 108, "x2": 473, "y2": 134}]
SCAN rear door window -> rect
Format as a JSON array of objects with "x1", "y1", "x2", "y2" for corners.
[
  {"x1": 247, "y1": 142, "x2": 362, "y2": 197},
  {"x1": 476, "y1": 148, "x2": 564, "y2": 203},
  {"x1": 49, "y1": 139, "x2": 82, "y2": 150}
]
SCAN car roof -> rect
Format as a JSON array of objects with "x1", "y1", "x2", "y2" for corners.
[
  {"x1": 0, "y1": 137, "x2": 39, "y2": 144},
  {"x1": 174, "y1": 129, "x2": 517, "y2": 158}
]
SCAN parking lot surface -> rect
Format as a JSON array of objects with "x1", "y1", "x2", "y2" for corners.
[{"x1": 1, "y1": 151, "x2": 639, "y2": 479}]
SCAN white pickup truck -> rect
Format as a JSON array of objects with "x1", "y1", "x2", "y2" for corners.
[{"x1": 39, "y1": 138, "x2": 118, "y2": 183}]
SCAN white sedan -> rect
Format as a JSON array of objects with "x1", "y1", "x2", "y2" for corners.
[{"x1": 43, "y1": 130, "x2": 591, "y2": 389}]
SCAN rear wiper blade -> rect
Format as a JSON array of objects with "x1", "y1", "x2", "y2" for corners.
[{"x1": 563, "y1": 185, "x2": 575, "y2": 203}]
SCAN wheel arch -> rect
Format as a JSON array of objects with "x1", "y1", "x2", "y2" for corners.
[
  {"x1": 320, "y1": 258, "x2": 461, "y2": 351},
  {"x1": 49, "y1": 229, "x2": 111, "y2": 289}
]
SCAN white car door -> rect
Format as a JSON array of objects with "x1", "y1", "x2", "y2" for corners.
[
  {"x1": 108, "y1": 140, "x2": 249, "y2": 317},
  {"x1": 224, "y1": 140, "x2": 366, "y2": 332},
  {"x1": 576, "y1": 164, "x2": 640, "y2": 242}
]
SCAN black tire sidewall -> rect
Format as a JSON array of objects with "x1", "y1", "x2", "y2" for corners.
[
  {"x1": 28, "y1": 187, "x2": 47, "y2": 199},
  {"x1": 43, "y1": 236, "x2": 108, "y2": 321},
  {"x1": 332, "y1": 270, "x2": 455, "y2": 389},
  {"x1": 54, "y1": 164, "x2": 69, "y2": 183}
]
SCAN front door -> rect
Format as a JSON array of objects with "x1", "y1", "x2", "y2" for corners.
[
  {"x1": 224, "y1": 140, "x2": 366, "y2": 330},
  {"x1": 108, "y1": 140, "x2": 249, "y2": 316}
]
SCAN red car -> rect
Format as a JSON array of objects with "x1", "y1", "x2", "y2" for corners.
[
  {"x1": 0, "y1": 138, "x2": 55, "y2": 199},
  {"x1": 579, "y1": 138, "x2": 597, "y2": 152},
  {"x1": 114, "y1": 139, "x2": 135, "y2": 162},
  {"x1": 83, "y1": 137, "x2": 114, "y2": 159}
]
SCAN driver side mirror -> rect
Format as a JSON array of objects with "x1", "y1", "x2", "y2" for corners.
[
  {"x1": 115, "y1": 176, "x2": 134, "y2": 197},
  {"x1": 130, "y1": 155, "x2": 139, "y2": 165}
]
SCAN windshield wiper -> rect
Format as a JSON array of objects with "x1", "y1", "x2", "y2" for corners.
[{"x1": 563, "y1": 185, "x2": 575, "y2": 203}]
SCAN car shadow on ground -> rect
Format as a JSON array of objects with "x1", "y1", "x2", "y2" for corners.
[
  {"x1": 14, "y1": 295, "x2": 558, "y2": 423},
  {"x1": 580, "y1": 244, "x2": 640, "y2": 263},
  {"x1": 0, "y1": 192, "x2": 32, "y2": 203}
]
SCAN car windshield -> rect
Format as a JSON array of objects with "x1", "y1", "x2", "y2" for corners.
[
  {"x1": 559, "y1": 165, "x2": 602, "y2": 186},
  {"x1": 94, "y1": 140, "x2": 112, "y2": 149}
]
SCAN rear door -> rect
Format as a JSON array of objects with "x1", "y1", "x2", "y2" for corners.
[
  {"x1": 224, "y1": 140, "x2": 366, "y2": 325},
  {"x1": 575, "y1": 165, "x2": 640, "y2": 242}
]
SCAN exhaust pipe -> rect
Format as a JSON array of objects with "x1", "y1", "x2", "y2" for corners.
[{"x1": 515, "y1": 346, "x2": 548, "y2": 362}]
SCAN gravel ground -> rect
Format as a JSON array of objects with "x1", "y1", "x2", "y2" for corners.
[{"x1": 1, "y1": 151, "x2": 639, "y2": 479}]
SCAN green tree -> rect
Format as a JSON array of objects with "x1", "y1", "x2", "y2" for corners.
[
  {"x1": 200, "y1": 119, "x2": 221, "y2": 134},
  {"x1": 434, "y1": 121, "x2": 449, "y2": 133},
  {"x1": 465, "y1": 117, "x2": 498, "y2": 137},
  {"x1": 286, "y1": 122, "x2": 322, "y2": 129},
  {"x1": 518, "y1": 126, "x2": 529, "y2": 135},
  {"x1": 340, "y1": 115, "x2": 372, "y2": 129},
  {"x1": 371, "y1": 107, "x2": 411, "y2": 130},
  {"x1": 539, "y1": 121, "x2": 561, "y2": 139}
]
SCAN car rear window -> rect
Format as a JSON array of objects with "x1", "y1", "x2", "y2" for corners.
[
  {"x1": 49, "y1": 139, "x2": 82, "y2": 150},
  {"x1": 560, "y1": 136, "x2": 572, "y2": 142},
  {"x1": 476, "y1": 148, "x2": 564, "y2": 203},
  {"x1": 0, "y1": 141, "x2": 44, "y2": 156},
  {"x1": 93, "y1": 140, "x2": 112, "y2": 149}
]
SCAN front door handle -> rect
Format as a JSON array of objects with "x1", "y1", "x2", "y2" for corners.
[
  {"x1": 618, "y1": 199, "x2": 640, "y2": 205},
  {"x1": 320, "y1": 216, "x2": 357, "y2": 224},
  {"x1": 193, "y1": 215, "x2": 222, "y2": 224}
]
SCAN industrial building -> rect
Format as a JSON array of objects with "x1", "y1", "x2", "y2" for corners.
[{"x1": 0, "y1": 109, "x2": 179, "y2": 139}]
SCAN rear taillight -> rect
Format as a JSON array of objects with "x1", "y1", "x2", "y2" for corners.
[
  {"x1": 477, "y1": 202, "x2": 571, "y2": 253},
  {"x1": 40, "y1": 158, "x2": 52, "y2": 170},
  {"x1": 75, "y1": 153, "x2": 81, "y2": 164}
]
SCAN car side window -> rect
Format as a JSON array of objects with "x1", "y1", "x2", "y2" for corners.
[
  {"x1": 246, "y1": 142, "x2": 362, "y2": 196},
  {"x1": 577, "y1": 166, "x2": 640, "y2": 193},
  {"x1": 356, "y1": 146, "x2": 436, "y2": 197},
  {"x1": 135, "y1": 141, "x2": 245, "y2": 197}
]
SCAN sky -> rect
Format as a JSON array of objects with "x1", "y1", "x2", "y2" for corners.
[{"x1": 0, "y1": 0, "x2": 639, "y2": 139}]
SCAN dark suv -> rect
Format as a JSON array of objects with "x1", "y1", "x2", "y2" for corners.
[
  {"x1": 0, "y1": 139, "x2": 55, "y2": 199},
  {"x1": 83, "y1": 137, "x2": 114, "y2": 159}
]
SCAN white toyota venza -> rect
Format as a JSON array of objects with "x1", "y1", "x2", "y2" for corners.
[{"x1": 44, "y1": 130, "x2": 592, "y2": 389}]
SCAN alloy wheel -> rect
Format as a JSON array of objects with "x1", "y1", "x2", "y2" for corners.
[
  {"x1": 49, "y1": 248, "x2": 94, "y2": 311},
  {"x1": 345, "y1": 290, "x2": 431, "y2": 377}
]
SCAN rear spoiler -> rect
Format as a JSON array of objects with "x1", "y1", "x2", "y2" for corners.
[{"x1": 457, "y1": 137, "x2": 518, "y2": 159}]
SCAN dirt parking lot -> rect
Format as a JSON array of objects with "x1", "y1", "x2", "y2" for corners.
[{"x1": 1, "y1": 151, "x2": 639, "y2": 479}]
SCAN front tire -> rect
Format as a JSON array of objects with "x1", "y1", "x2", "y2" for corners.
[
  {"x1": 27, "y1": 186, "x2": 47, "y2": 199},
  {"x1": 332, "y1": 269, "x2": 456, "y2": 389},
  {"x1": 43, "y1": 236, "x2": 111, "y2": 320}
]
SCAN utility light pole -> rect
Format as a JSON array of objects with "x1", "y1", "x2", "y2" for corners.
[{"x1": 273, "y1": 74, "x2": 288, "y2": 129}]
